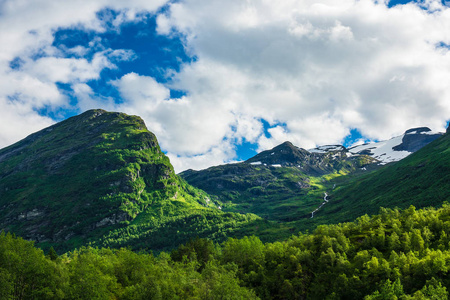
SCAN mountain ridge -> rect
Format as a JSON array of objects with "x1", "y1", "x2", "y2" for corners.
[{"x1": 181, "y1": 125, "x2": 447, "y2": 232}]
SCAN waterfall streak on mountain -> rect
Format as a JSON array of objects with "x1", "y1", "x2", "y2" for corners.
[{"x1": 311, "y1": 192, "x2": 329, "y2": 218}]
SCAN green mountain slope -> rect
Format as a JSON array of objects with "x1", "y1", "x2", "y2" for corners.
[
  {"x1": 0, "y1": 109, "x2": 272, "y2": 252},
  {"x1": 316, "y1": 128, "x2": 450, "y2": 225},
  {"x1": 181, "y1": 141, "x2": 377, "y2": 223}
]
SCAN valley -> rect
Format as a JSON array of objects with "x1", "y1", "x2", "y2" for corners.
[{"x1": 0, "y1": 110, "x2": 446, "y2": 252}]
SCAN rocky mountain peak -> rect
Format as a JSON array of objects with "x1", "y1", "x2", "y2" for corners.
[
  {"x1": 393, "y1": 127, "x2": 443, "y2": 153},
  {"x1": 404, "y1": 127, "x2": 431, "y2": 134},
  {"x1": 245, "y1": 141, "x2": 310, "y2": 167}
]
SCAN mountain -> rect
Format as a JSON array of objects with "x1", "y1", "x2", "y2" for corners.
[
  {"x1": 182, "y1": 126, "x2": 445, "y2": 230},
  {"x1": 0, "y1": 109, "x2": 269, "y2": 252},
  {"x1": 1, "y1": 111, "x2": 445, "y2": 252},
  {"x1": 314, "y1": 126, "x2": 450, "y2": 224},
  {"x1": 309, "y1": 127, "x2": 443, "y2": 165},
  {"x1": 181, "y1": 141, "x2": 377, "y2": 223},
  {"x1": 245, "y1": 141, "x2": 378, "y2": 176},
  {"x1": 346, "y1": 127, "x2": 443, "y2": 164}
]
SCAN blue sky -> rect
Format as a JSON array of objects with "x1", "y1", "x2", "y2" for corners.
[{"x1": 0, "y1": 0, "x2": 449, "y2": 172}]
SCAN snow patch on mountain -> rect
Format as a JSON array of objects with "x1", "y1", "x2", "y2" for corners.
[
  {"x1": 348, "y1": 135, "x2": 410, "y2": 164},
  {"x1": 308, "y1": 145, "x2": 346, "y2": 153},
  {"x1": 307, "y1": 127, "x2": 443, "y2": 165},
  {"x1": 347, "y1": 128, "x2": 443, "y2": 164}
]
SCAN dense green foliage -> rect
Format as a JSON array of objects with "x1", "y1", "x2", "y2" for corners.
[
  {"x1": 4, "y1": 204, "x2": 450, "y2": 299},
  {"x1": 91, "y1": 208, "x2": 285, "y2": 252},
  {"x1": 0, "y1": 232, "x2": 257, "y2": 299}
]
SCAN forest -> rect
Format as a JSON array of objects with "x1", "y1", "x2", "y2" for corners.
[{"x1": 2, "y1": 204, "x2": 450, "y2": 299}]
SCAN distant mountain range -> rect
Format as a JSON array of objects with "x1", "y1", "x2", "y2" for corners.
[
  {"x1": 0, "y1": 109, "x2": 448, "y2": 253},
  {"x1": 181, "y1": 126, "x2": 447, "y2": 230},
  {"x1": 247, "y1": 127, "x2": 443, "y2": 168}
]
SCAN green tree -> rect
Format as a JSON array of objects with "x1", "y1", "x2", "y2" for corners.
[
  {"x1": 171, "y1": 237, "x2": 217, "y2": 270},
  {"x1": 0, "y1": 232, "x2": 65, "y2": 299},
  {"x1": 65, "y1": 248, "x2": 119, "y2": 299},
  {"x1": 47, "y1": 246, "x2": 58, "y2": 261},
  {"x1": 364, "y1": 279, "x2": 404, "y2": 300}
]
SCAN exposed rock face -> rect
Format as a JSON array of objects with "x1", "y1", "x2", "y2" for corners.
[
  {"x1": 18, "y1": 209, "x2": 45, "y2": 220},
  {"x1": 393, "y1": 127, "x2": 443, "y2": 152},
  {"x1": 95, "y1": 212, "x2": 129, "y2": 228},
  {"x1": 246, "y1": 142, "x2": 310, "y2": 166}
]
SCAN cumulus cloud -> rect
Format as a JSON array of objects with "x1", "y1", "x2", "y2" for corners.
[
  {"x1": 0, "y1": 101, "x2": 54, "y2": 147},
  {"x1": 1, "y1": 0, "x2": 450, "y2": 172},
  {"x1": 114, "y1": 72, "x2": 236, "y2": 154},
  {"x1": 144, "y1": 0, "x2": 450, "y2": 170}
]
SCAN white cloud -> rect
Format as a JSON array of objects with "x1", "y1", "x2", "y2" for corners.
[
  {"x1": 142, "y1": 0, "x2": 450, "y2": 170},
  {"x1": 113, "y1": 72, "x2": 235, "y2": 155},
  {"x1": 0, "y1": 99, "x2": 55, "y2": 147},
  {"x1": 22, "y1": 54, "x2": 109, "y2": 84},
  {"x1": 1, "y1": 0, "x2": 450, "y2": 173},
  {"x1": 166, "y1": 143, "x2": 238, "y2": 172}
]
